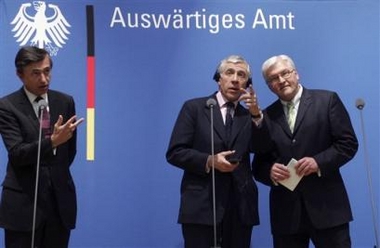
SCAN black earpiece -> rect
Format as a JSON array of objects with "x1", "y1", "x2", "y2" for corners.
[
  {"x1": 213, "y1": 70, "x2": 220, "y2": 82},
  {"x1": 246, "y1": 77, "x2": 252, "y2": 87}
]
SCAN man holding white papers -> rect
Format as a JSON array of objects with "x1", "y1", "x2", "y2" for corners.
[{"x1": 252, "y1": 55, "x2": 358, "y2": 248}]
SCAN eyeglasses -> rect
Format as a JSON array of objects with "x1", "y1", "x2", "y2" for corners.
[{"x1": 267, "y1": 69, "x2": 295, "y2": 85}]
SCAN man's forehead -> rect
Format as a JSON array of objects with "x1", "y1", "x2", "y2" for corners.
[
  {"x1": 26, "y1": 62, "x2": 51, "y2": 72},
  {"x1": 30, "y1": 66, "x2": 51, "y2": 71},
  {"x1": 267, "y1": 60, "x2": 289, "y2": 73},
  {"x1": 224, "y1": 62, "x2": 248, "y2": 71},
  {"x1": 25, "y1": 56, "x2": 50, "y2": 68}
]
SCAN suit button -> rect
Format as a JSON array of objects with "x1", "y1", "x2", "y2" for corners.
[{"x1": 292, "y1": 139, "x2": 296, "y2": 143}]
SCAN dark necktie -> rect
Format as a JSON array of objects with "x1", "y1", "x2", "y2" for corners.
[
  {"x1": 225, "y1": 102, "x2": 234, "y2": 142},
  {"x1": 35, "y1": 96, "x2": 52, "y2": 138}
]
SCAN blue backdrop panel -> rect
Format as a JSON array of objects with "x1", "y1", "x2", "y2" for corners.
[{"x1": 0, "y1": 0, "x2": 379, "y2": 247}]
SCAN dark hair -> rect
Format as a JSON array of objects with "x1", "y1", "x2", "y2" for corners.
[{"x1": 15, "y1": 46, "x2": 53, "y2": 73}]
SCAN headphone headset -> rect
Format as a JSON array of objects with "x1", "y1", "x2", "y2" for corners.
[{"x1": 213, "y1": 69, "x2": 252, "y2": 87}]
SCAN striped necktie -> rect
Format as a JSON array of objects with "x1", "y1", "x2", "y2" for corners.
[
  {"x1": 286, "y1": 102, "x2": 296, "y2": 132},
  {"x1": 35, "y1": 96, "x2": 52, "y2": 138}
]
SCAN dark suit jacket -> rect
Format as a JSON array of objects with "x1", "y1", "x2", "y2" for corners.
[
  {"x1": 0, "y1": 88, "x2": 78, "y2": 231},
  {"x1": 166, "y1": 94, "x2": 262, "y2": 227},
  {"x1": 252, "y1": 88, "x2": 358, "y2": 235}
]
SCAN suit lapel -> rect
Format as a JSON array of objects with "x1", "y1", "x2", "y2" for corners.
[
  {"x1": 16, "y1": 89, "x2": 40, "y2": 132},
  {"x1": 229, "y1": 104, "x2": 248, "y2": 145},
  {"x1": 47, "y1": 91, "x2": 58, "y2": 123},
  {"x1": 271, "y1": 100, "x2": 292, "y2": 136},
  {"x1": 204, "y1": 99, "x2": 226, "y2": 144},
  {"x1": 204, "y1": 98, "x2": 251, "y2": 148},
  {"x1": 293, "y1": 90, "x2": 312, "y2": 134},
  {"x1": 267, "y1": 89, "x2": 312, "y2": 137}
]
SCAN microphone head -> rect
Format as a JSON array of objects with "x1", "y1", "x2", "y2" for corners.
[
  {"x1": 37, "y1": 99, "x2": 48, "y2": 110},
  {"x1": 206, "y1": 98, "x2": 217, "y2": 108},
  {"x1": 355, "y1": 98, "x2": 365, "y2": 110}
]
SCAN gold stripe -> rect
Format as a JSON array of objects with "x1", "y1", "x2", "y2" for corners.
[{"x1": 86, "y1": 108, "x2": 95, "y2": 160}]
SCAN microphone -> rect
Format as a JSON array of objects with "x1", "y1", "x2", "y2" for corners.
[
  {"x1": 31, "y1": 98, "x2": 48, "y2": 248},
  {"x1": 206, "y1": 98, "x2": 221, "y2": 248},
  {"x1": 355, "y1": 98, "x2": 379, "y2": 248},
  {"x1": 355, "y1": 98, "x2": 365, "y2": 110},
  {"x1": 206, "y1": 98, "x2": 217, "y2": 108},
  {"x1": 37, "y1": 98, "x2": 48, "y2": 111}
]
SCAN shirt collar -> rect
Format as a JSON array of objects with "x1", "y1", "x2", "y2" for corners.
[
  {"x1": 280, "y1": 84, "x2": 303, "y2": 107},
  {"x1": 24, "y1": 87, "x2": 48, "y2": 105},
  {"x1": 216, "y1": 91, "x2": 237, "y2": 108}
]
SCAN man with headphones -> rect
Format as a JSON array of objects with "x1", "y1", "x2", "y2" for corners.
[{"x1": 166, "y1": 55, "x2": 266, "y2": 248}]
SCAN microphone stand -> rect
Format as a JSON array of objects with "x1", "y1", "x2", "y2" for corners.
[
  {"x1": 357, "y1": 102, "x2": 379, "y2": 248},
  {"x1": 31, "y1": 105, "x2": 45, "y2": 248},
  {"x1": 207, "y1": 99, "x2": 221, "y2": 248}
]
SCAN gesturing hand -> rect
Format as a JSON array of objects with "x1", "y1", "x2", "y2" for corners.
[
  {"x1": 51, "y1": 115, "x2": 84, "y2": 148},
  {"x1": 239, "y1": 85, "x2": 261, "y2": 117}
]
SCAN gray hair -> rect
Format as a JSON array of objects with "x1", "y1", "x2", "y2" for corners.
[
  {"x1": 216, "y1": 55, "x2": 251, "y2": 78},
  {"x1": 261, "y1": 54, "x2": 296, "y2": 81}
]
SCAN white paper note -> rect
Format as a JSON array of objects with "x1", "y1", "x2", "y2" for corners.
[{"x1": 278, "y1": 158, "x2": 303, "y2": 191}]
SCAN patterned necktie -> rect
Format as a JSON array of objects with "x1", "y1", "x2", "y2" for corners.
[
  {"x1": 35, "y1": 97, "x2": 52, "y2": 138},
  {"x1": 225, "y1": 102, "x2": 234, "y2": 142},
  {"x1": 286, "y1": 102, "x2": 296, "y2": 133}
]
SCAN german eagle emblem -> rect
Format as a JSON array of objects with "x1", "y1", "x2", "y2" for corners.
[{"x1": 11, "y1": 1, "x2": 71, "y2": 56}]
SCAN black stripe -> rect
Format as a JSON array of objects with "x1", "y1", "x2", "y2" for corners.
[{"x1": 86, "y1": 5, "x2": 95, "y2": 56}]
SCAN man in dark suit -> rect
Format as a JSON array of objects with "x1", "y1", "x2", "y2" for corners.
[
  {"x1": 0, "y1": 46, "x2": 84, "y2": 248},
  {"x1": 166, "y1": 55, "x2": 265, "y2": 248},
  {"x1": 252, "y1": 54, "x2": 358, "y2": 248}
]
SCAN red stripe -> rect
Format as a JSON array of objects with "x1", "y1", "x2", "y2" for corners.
[{"x1": 87, "y1": 56, "x2": 95, "y2": 108}]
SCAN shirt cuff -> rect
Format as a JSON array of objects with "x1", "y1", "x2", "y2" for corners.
[
  {"x1": 252, "y1": 113, "x2": 263, "y2": 126},
  {"x1": 206, "y1": 155, "x2": 211, "y2": 173},
  {"x1": 271, "y1": 178, "x2": 279, "y2": 186}
]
